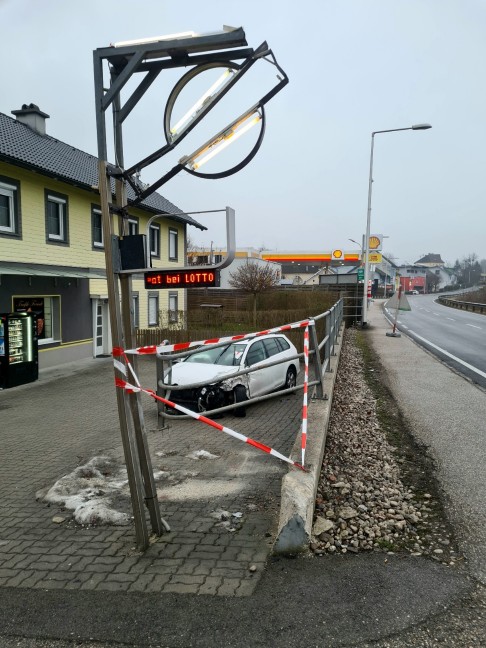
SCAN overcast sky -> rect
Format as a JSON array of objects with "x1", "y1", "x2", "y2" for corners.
[{"x1": 2, "y1": 0, "x2": 485, "y2": 266}]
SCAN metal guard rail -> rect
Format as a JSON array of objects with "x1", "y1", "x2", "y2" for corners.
[
  {"x1": 437, "y1": 296, "x2": 486, "y2": 315},
  {"x1": 156, "y1": 298, "x2": 343, "y2": 420}
]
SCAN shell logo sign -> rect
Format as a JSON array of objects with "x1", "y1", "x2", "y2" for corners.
[
  {"x1": 332, "y1": 249, "x2": 343, "y2": 260},
  {"x1": 368, "y1": 235, "x2": 383, "y2": 250}
]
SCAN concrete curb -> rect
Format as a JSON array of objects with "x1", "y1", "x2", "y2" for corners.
[{"x1": 274, "y1": 323, "x2": 344, "y2": 554}]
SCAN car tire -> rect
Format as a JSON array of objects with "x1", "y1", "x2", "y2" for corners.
[
  {"x1": 284, "y1": 366, "x2": 297, "y2": 390},
  {"x1": 233, "y1": 385, "x2": 248, "y2": 417}
]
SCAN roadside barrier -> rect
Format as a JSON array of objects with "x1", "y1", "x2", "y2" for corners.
[
  {"x1": 301, "y1": 324, "x2": 309, "y2": 466},
  {"x1": 112, "y1": 300, "x2": 343, "y2": 470},
  {"x1": 114, "y1": 374, "x2": 306, "y2": 472},
  {"x1": 124, "y1": 318, "x2": 313, "y2": 356}
]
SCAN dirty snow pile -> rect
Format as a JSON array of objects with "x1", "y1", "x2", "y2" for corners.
[
  {"x1": 312, "y1": 328, "x2": 457, "y2": 563},
  {"x1": 36, "y1": 456, "x2": 131, "y2": 526}
]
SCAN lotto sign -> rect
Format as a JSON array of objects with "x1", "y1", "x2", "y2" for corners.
[{"x1": 144, "y1": 270, "x2": 220, "y2": 289}]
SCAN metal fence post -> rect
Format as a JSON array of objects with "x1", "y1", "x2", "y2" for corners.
[{"x1": 309, "y1": 321, "x2": 324, "y2": 398}]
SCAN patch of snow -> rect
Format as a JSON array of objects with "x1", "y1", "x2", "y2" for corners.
[
  {"x1": 186, "y1": 449, "x2": 219, "y2": 460},
  {"x1": 36, "y1": 456, "x2": 130, "y2": 526}
]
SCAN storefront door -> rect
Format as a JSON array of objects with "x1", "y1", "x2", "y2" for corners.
[{"x1": 92, "y1": 299, "x2": 110, "y2": 357}]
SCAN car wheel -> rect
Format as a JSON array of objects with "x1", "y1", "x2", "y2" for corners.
[
  {"x1": 233, "y1": 385, "x2": 248, "y2": 417},
  {"x1": 284, "y1": 366, "x2": 297, "y2": 390}
]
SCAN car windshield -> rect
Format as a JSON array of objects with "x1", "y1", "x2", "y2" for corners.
[{"x1": 185, "y1": 343, "x2": 246, "y2": 367}]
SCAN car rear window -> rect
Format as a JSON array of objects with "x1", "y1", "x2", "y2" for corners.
[
  {"x1": 275, "y1": 337, "x2": 290, "y2": 352},
  {"x1": 263, "y1": 338, "x2": 281, "y2": 357}
]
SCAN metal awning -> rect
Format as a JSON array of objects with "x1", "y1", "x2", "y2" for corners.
[{"x1": 0, "y1": 262, "x2": 106, "y2": 279}]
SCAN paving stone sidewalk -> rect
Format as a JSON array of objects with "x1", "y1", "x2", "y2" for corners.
[{"x1": 0, "y1": 356, "x2": 302, "y2": 596}]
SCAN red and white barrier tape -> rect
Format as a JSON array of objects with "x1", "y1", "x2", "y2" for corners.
[
  {"x1": 301, "y1": 325, "x2": 309, "y2": 466},
  {"x1": 122, "y1": 318, "x2": 313, "y2": 356},
  {"x1": 113, "y1": 317, "x2": 316, "y2": 470},
  {"x1": 115, "y1": 377, "x2": 306, "y2": 472}
]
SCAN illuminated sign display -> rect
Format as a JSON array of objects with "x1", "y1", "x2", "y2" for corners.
[{"x1": 144, "y1": 270, "x2": 220, "y2": 289}]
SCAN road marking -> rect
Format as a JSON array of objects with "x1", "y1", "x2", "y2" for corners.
[
  {"x1": 432, "y1": 312, "x2": 440, "y2": 316},
  {"x1": 446, "y1": 317, "x2": 456, "y2": 321},
  {"x1": 408, "y1": 330, "x2": 486, "y2": 379},
  {"x1": 466, "y1": 324, "x2": 481, "y2": 329}
]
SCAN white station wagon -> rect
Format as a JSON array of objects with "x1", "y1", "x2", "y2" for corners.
[{"x1": 160, "y1": 333, "x2": 300, "y2": 417}]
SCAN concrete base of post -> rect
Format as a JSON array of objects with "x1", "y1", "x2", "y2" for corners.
[
  {"x1": 386, "y1": 331, "x2": 401, "y2": 338},
  {"x1": 273, "y1": 324, "x2": 344, "y2": 555}
]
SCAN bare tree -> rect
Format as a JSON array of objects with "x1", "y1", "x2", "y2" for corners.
[{"x1": 228, "y1": 261, "x2": 280, "y2": 326}]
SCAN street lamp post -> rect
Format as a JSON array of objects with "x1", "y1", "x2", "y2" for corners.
[{"x1": 361, "y1": 124, "x2": 432, "y2": 327}]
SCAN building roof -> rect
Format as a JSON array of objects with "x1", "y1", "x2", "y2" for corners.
[
  {"x1": 0, "y1": 110, "x2": 205, "y2": 230},
  {"x1": 415, "y1": 253, "x2": 444, "y2": 265}
]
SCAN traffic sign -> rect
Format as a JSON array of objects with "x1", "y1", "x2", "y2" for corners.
[{"x1": 357, "y1": 268, "x2": 364, "y2": 281}]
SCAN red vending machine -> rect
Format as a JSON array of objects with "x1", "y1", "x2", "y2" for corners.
[{"x1": 0, "y1": 312, "x2": 39, "y2": 389}]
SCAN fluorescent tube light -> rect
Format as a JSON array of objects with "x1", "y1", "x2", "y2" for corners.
[
  {"x1": 187, "y1": 111, "x2": 262, "y2": 170},
  {"x1": 113, "y1": 31, "x2": 197, "y2": 48},
  {"x1": 170, "y1": 68, "x2": 235, "y2": 137}
]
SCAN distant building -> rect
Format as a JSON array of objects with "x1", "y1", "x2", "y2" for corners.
[
  {"x1": 415, "y1": 253, "x2": 445, "y2": 267},
  {"x1": 187, "y1": 248, "x2": 280, "y2": 288},
  {"x1": 398, "y1": 265, "x2": 427, "y2": 293}
]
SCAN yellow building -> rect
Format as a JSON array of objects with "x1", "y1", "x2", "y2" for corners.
[{"x1": 0, "y1": 104, "x2": 204, "y2": 369}]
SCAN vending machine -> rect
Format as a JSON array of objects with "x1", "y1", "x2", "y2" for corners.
[{"x1": 0, "y1": 312, "x2": 39, "y2": 389}]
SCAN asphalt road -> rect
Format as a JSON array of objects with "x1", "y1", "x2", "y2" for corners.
[
  {"x1": 370, "y1": 299, "x2": 486, "y2": 585},
  {"x1": 384, "y1": 293, "x2": 486, "y2": 388}
]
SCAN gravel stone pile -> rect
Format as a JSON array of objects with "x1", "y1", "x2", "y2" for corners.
[{"x1": 311, "y1": 327, "x2": 459, "y2": 563}]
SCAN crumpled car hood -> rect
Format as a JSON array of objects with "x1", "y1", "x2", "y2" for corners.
[{"x1": 166, "y1": 362, "x2": 239, "y2": 387}]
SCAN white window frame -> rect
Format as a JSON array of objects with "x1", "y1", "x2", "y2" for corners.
[
  {"x1": 0, "y1": 181, "x2": 18, "y2": 234},
  {"x1": 132, "y1": 293, "x2": 139, "y2": 328},
  {"x1": 92, "y1": 207, "x2": 104, "y2": 249},
  {"x1": 149, "y1": 223, "x2": 160, "y2": 257},
  {"x1": 148, "y1": 294, "x2": 159, "y2": 326},
  {"x1": 168, "y1": 292, "x2": 178, "y2": 324},
  {"x1": 169, "y1": 228, "x2": 178, "y2": 261},
  {"x1": 128, "y1": 218, "x2": 138, "y2": 236},
  {"x1": 47, "y1": 194, "x2": 67, "y2": 242}
]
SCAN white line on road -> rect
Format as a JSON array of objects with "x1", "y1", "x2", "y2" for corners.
[
  {"x1": 408, "y1": 330, "x2": 486, "y2": 379},
  {"x1": 466, "y1": 324, "x2": 482, "y2": 329},
  {"x1": 446, "y1": 317, "x2": 456, "y2": 321}
]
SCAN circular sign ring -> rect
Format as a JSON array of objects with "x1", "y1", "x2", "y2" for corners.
[
  {"x1": 164, "y1": 61, "x2": 266, "y2": 180},
  {"x1": 164, "y1": 61, "x2": 241, "y2": 144}
]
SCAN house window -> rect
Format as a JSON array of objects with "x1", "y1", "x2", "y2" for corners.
[
  {"x1": 132, "y1": 293, "x2": 139, "y2": 328},
  {"x1": 92, "y1": 206, "x2": 103, "y2": 249},
  {"x1": 148, "y1": 294, "x2": 159, "y2": 326},
  {"x1": 127, "y1": 218, "x2": 138, "y2": 235},
  {"x1": 168, "y1": 292, "x2": 178, "y2": 323},
  {"x1": 169, "y1": 228, "x2": 178, "y2": 261},
  {"x1": 45, "y1": 191, "x2": 68, "y2": 244},
  {"x1": 149, "y1": 224, "x2": 160, "y2": 258},
  {"x1": 0, "y1": 176, "x2": 21, "y2": 237}
]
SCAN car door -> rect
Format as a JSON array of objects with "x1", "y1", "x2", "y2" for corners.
[
  {"x1": 244, "y1": 339, "x2": 269, "y2": 397},
  {"x1": 262, "y1": 337, "x2": 286, "y2": 390}
]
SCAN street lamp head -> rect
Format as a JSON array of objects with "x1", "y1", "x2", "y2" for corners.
[{"x1": 411, "y1": 123, "x2": 432, "y2": 130}]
